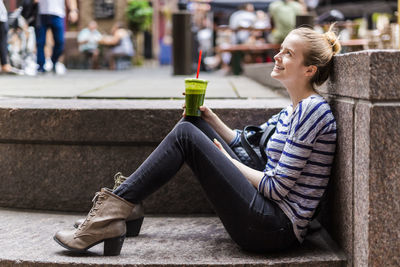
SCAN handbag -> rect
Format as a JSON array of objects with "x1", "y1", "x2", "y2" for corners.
[{"x1": 232, "y1": 123, "x2": 276, "y2": 171}]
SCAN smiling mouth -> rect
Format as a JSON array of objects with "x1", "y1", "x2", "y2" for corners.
[{"x1": 274, "y1": 65, "x2": 284, "y2": 70}]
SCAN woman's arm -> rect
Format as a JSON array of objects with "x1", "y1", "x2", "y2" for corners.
[
  {"x1": 99, "y1": 34, "x2": 121, "y2": 46},
  {"x1": 99, "y1": 30, "x2": 125, "y2": 46},
  {"x1": 214, "y1": 139, "x2": 264, "y2": 188},
  {"x1": 199, "y1": 106, "x2": 236, "y2": 144}
]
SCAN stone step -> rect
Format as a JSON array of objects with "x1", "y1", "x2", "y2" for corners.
[
  {"x1": 0, "y1": 98, "x2": 291, "y2": 214},
  {"x1": 0, "y1": 208, "x2": 346, "y2": 267}
]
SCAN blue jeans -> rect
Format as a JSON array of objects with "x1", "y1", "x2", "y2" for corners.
[
  {"x1": 114, "y1": 117, "x2": 299, "y2": 252},
  {"x1": 36, "y1": 15, "x2": 64, "y2": 71}
]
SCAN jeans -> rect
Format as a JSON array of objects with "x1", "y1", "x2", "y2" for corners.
[
  {"x1": 0, "y1": 21, "x2": 8, "y2": 66},
  {"x1": 114, "y1": 117, "x2": 299, "y2": 252},
  {"x1": 36, "y1": 15, "x2": 64, "y2": 71}
]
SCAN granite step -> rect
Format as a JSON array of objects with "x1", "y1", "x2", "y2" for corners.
[
  {"x1": 0, "y1": 98, "x2": 291, "y2": 214},
  {"x1": 0, "y1": 208, "x2": 345, "y2": 267}
]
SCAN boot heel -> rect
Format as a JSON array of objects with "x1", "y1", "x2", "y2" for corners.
[
  {"x1": 103, "y1": 235, "x2": 125, "y2": 256},
  {"x1": 126, "y1": 217, "x2": 144, "y2": 237}
]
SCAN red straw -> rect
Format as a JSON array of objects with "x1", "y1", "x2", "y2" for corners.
[{"x1": 196, "y1": 50, "x2": 202, "y2": 79}]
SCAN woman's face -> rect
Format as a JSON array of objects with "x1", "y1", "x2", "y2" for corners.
[{"x1": 271, "y1": 33, "x2": 311, "y2": 85}]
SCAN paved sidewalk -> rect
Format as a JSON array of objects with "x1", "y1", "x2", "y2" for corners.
[{"x1": 0, "y1": 66, "x2": 287, "y2": 100}]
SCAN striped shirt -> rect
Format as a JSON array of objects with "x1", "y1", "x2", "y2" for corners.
[{"x1": 230, "y1": 94, "x2": 336, "y2": 242}]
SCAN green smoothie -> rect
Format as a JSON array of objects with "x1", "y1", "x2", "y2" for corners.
[{"x1": 185, "y1": 78, "x2": 208, "y2": 117}]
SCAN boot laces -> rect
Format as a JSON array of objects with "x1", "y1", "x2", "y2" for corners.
[
  {"x1": 76, "y1": 192, "x2": 107, "y2": 234},
  {"x1": 113, "y1": 172, "x2": 128, "y2": 190}
]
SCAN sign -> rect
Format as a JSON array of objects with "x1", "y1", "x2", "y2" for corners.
[{"x1": 94, "y1": 0, "x2": 115, "y2": 19}]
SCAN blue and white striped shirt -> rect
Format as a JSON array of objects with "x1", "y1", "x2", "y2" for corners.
[{"x1": 230, "y1": 94, "x2": 336, "y2": 242}]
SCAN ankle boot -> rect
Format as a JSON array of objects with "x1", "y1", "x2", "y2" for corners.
[
  {"x1": 54, "y1": 188, "x2": 135, "y2": 256},
  {"x1": 74, "y1": 202, "x2": 144, "y2": 237},
  {"x1": 73, "y1": 172, "x2": 145, "y2": 237}
]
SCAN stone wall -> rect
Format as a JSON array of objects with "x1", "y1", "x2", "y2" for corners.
[
  {"x1": 321, "y1": 50, "x2": 400, "y2": 267},
  {"x1": 78, "y1": 0, "x2": 128, "y2": 32}
]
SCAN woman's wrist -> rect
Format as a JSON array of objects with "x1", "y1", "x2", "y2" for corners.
[{"x1": 203, "y1": 111, "x2": 218, "y2": 125}]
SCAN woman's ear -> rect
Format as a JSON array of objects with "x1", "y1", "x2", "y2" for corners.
[{"x1": 305, "y1": 65, "x2": 317, "y2": 77}]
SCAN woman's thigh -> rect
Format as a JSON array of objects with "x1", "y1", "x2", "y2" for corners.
[
  {"x1": 242, "y1": 192, "x2": 299, "y2": 252},
  {"x1": 180, "y1": 119, "x2": 298, "y2": 251}
]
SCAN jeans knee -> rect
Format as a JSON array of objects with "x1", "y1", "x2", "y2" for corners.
[{"x1": 175, "y1": 121, "x2": 196, "y2": 133}]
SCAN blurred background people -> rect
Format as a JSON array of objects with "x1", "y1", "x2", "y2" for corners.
[
  {"x1": 254, "y1": 10, "x2": 271, "y2": 30},
  {"x1": 99, "y1": 22, "x2": 134, "y2": 70},
  {"x1": 0, "y1": 0, "x2": 14, "y2": 74},
  {"x1": 229, "y1": 3, "x2": 256, "y2": 44},
  {"x1": 21, "y1": 0, "x2": 38, "y2": 28},
  {"x1": 268, "y1": 0, "x2": 306, "y2": 43},
  {"x1": 78, "y1": 20, "x2": 102, "y2": 69},
  {"x1": 36, "y1": 0, "x2": 78, "y2": 74}
]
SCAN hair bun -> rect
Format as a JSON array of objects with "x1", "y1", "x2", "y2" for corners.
[{"x1": 324, "y1": 29, "x2": 341, "y2": 56}]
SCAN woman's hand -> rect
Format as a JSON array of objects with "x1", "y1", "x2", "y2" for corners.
[
  {"x1": 199, "y1": 105, "x2": 216, "y2": 123},
  {"x1": 182, "y1": 102, "x2": 186, "y2": 117},
  {"x1": 181, "y1": 92, "x2": 216, "y2": 121},
  {"x1": 213, "y1": 139, "x2": 232, "y2": 160}
]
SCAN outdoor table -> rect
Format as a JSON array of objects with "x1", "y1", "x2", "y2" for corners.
[{"x1": 216, "y1": 43, "x2": 281, "y2": 75}]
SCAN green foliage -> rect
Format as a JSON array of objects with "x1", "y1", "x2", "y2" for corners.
[{"x1": 126, "y1": 0, "x2": 153, "y2": 32}]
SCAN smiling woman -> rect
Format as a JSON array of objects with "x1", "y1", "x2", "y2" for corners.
[
  {"x1": 272, "y1": 25, "x2": 341, "y2": 108},
  {"x1": 53, "y1": 26, "x2": 341, "y2": 256}
]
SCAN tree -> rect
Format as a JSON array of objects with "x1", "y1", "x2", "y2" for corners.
[{"x1": 125, "y1": 0, "x2": 153, "y2": 32}]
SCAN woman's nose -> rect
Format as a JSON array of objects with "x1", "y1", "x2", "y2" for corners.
[{"x1": 274, "y1": 53, "x2": 280, "y2": 61}]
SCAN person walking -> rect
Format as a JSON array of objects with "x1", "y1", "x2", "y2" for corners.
[
  {"x1": 54, "y1": 25, "x2": 341, "y2": 255},
  {"x1": 0, "y1": 0, "x2": 15, "y2": 74},
  {"x1": 36, "y1": 0, "x2": 78, "y2": 74}
]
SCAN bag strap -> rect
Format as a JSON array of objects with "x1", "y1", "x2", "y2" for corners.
[
  {"x1": 259, "y1": 112, "x2": 282, "y2": 162},
  {"x1": 258, "y1": 123, "x2": 276, "y2": 162},
  {"x1": 240, "y1": 125, "x2": 265, "y2": 170}
]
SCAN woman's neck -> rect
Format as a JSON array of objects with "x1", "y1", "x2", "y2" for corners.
[{"x1": 287, "y1": 83, "x2": 316, "y2": 109}]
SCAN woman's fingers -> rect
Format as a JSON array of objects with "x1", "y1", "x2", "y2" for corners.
[
  {"x1": 213, "y1": 138, "x2": 222, "y2": 149},
  {"x1": 182, "y1": 103, "x2": 186, "y2": 117},
  {"x1": 214, "y1": 139, "x2": 231, "y2": 159},
  {"x1": 199, "y1": 105, "x2": 207, "y2": 111}
]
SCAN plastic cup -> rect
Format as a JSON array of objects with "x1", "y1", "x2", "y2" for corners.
[{"x1": 185, "y1": 78, "x2": 208, "y2": 117}]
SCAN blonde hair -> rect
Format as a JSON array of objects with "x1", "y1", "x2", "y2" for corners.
[{"x1": 290, "y1": 24, "x2": 341, "y2": 86}]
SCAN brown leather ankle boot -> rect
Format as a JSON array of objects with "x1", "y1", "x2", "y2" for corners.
[
  {"x1": 73, "y1": 202, "x2": 144, "y2": 237},
  {"x1": 54, "y1": 188, "x2": 135, "y2": 256},
  {"x1": 73, "y1": 172, "x2": 145, "y2": 237}
]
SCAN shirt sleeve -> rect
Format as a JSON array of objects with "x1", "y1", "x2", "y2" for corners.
[
  {"x1": 228, "y1": 129, "x2": 242, "y2": 147},
  {"x1": 258, "y1": 99, "x2": 335, "y2": 201}
]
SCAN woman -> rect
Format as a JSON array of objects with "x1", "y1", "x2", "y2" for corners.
[{"x1": 54, "y1": 26, "x2": 340, "y2": 255}]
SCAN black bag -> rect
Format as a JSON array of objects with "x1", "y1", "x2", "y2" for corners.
[{"x1": 232, "y1": 123, "x2": 276, "y2": 171}]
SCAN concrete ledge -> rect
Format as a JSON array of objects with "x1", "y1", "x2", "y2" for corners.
[
  {"x1": 0, "y1": 98, "x2": 290, "y2": 213},
  {"x1": 0, "y1": 208, "x2": 346, "y2": 266}
]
